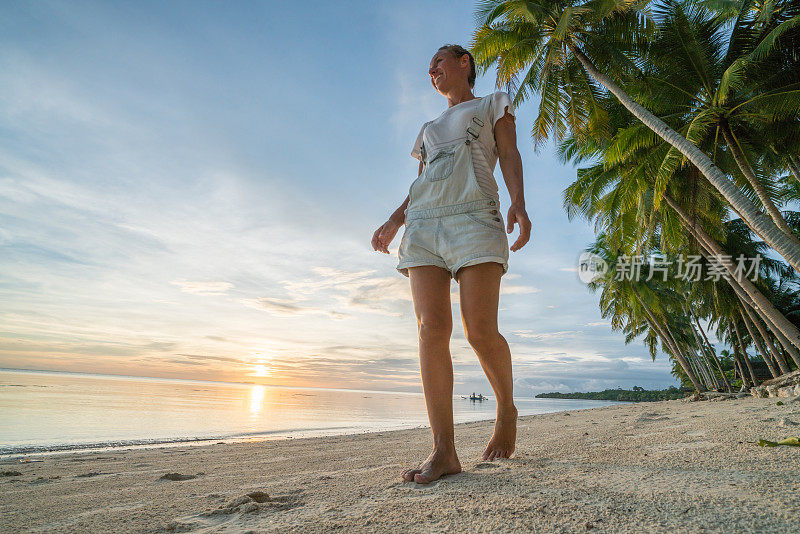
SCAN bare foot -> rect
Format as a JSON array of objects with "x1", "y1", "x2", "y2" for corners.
[
  {"x1": 401, "y1": 447, "x2": 462, "y2": 484},
  {"x1": 482, "y1": 405, "x2": 517, "y2": 461}
]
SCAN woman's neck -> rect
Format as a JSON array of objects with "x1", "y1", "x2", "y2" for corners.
[{"x1": 445, "y1": 88, "x2": 477, "y2": 108}]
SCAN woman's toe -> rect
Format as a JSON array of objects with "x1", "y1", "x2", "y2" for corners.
[
  {"x1": 402, "y1": 469, "x2": 421, "y2": 481},
  {"x1": 413, "y1": 471, "x2": 432, "y2": 484}
]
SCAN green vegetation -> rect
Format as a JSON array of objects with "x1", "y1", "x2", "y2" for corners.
[
  {"x1": 471, "y1": 0, "x2": 800, "y2": 392},
  {"x1": 536, "y1": 386, "x2": 686, "y2": 402}
]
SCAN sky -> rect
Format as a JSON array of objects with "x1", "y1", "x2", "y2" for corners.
[{"x1": 0, "y1": 0, "x2": 685, "y2": 395}]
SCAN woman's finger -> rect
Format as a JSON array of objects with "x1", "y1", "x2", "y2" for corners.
[
  {"x1": 510, "y1": 223, "x2": 531, "y2": 251},
  {"x1": 371, "y1": 226, "x2": 383, "y2": 251},
  {"x1": 378, "y1": 230, "x2": 390, "y2": 254}
]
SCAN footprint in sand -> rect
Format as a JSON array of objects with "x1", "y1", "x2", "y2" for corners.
[
  {"x1": 166, "y1": 490, "x2": 304, "y2": 532},
  {"x1": 474, "y1": 462, "x2": 501, "y2": 470},
  {"x1": 159, "y1": 472, "x2": 202, "y2": 481},
  {"x1": 635, "y1": 412, "x2": 670, "y2": 423}
]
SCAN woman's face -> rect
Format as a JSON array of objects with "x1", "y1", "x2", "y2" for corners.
[{"x1": 428, "y1": 50, "x2": 469, "y2": 94}]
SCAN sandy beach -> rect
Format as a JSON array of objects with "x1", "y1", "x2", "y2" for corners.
[{"x1": 2, "y1": 397, "x2": 799, "y2": 533}]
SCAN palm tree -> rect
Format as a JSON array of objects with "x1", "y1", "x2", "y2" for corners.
[
  {"x1": 635, "y1": 0, "x2": 800, "y2": 244},
  {"x1": 584, "y1": 234, "x2": 706, "y2": 390},
  {"x1": 472, "y1": 0, "x2": 800, "y2": 272},
  {"x1": 556, "y1": 71, "x2": 800, "y2": 356}
]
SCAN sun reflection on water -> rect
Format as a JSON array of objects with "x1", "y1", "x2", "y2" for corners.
[{"x1": 249, "y1": 385, "x2": 265, "y2": 417}]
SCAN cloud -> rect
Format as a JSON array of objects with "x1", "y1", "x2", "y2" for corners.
[
  {"x1": 500, "y1": 284, "x2": 540, "y2": 295},
  {"x1": 178, "y1": 354, "x2": 246, "y2": 364},
  {"x1": 240, "y1": 297, "x2": 346, "y2": 319},
  {"x1": 512, "y1": 330, "x2": 583, "y2": 341},
  {"x1": 283, "y1": 267, "x2": 412, "y2": 316},
  {"x1": 171, "y1": 279, "x2": 234, "y2": 295}
]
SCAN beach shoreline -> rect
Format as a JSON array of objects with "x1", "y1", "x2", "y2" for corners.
[{"x1": 3, "y1": 397, "x2": 799, "y2": 533}]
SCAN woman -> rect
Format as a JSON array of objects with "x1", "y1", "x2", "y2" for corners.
[{"x1": 371, "y1": 44, "x2": 531, "y2": 484}]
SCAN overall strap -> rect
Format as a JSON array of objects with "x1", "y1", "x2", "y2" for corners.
[
  {"x1": 419, "y1": 120, "x2": 433, "y2": 163},
  {"x1": 465, "y1": 93, "x2": 494, "y2": 143}
]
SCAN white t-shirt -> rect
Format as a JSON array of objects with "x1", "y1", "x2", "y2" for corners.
[{"x1": 411, "y1": 91, "x2": 515, "y2": 198}]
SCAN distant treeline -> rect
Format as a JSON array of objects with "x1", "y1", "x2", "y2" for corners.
[{"x1": 536, "y1": 386, "x2": 686, "y2": 402}]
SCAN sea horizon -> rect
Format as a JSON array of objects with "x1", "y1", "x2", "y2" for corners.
[{"x1": 0, "y1": 368, "x2": 620, "y2": 457}]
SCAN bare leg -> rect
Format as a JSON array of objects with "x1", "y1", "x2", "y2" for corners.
[
  {"x1": 400, "y1": 265, "x2": 462, "y2": 484},
  {"x1": 456, "y1": 262, "x2": 517, "y2": 461}
]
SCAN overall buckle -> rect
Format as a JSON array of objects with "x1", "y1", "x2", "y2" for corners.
[{"x1": 466, "y1": 117, "x2": 483, "y2": 140}]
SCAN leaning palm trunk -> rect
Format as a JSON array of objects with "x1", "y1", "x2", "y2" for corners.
[
  {"x1": 764, "y1": 316, "x2": 800, "y2": 367},
  {"x1": 788, "y1": 156, "x2": 800, "y2": 184},
  {"x1": 682, "y1": 345, "x2": 708, "y2": 389},
  {"x1": 699, "y1": 350, "x2": 719, "y2": 390},
  {"x1": 739, "y1": 308, "x2": 780, "y2": 378},
  {"x1": 740, "y1": 299, "x2": 791, "y2": 375},
  {"x1": 734, "y1": 352, "x2": 749, "y2": 388},
  {"x1": 774, "y1": 337, "x2": 800, "y2": 370},
  {"x1": 733, "y1": 320, "x2": 760, "y2": 386},
  {"x1": 630, "y1": 285, "x2": 704, "y2": 391},
  {"x1": 717, "y1": 250, "x2": 800, "y2": 367},
  {"x1": 568, "y1": 44, "x2": 800, "y2": 274},
  {"x1": 693, "y1": 314, "x2": 731, "y2": 391},
  {"x1": 662, "y1": 318, "x2": 709, "y2": 391},
  {"x1": 695, "y1": 233, "x2": 793, "y2": 372},
  {"x1": 720, "y1": 124, "x2": 800, "y2": 245},
  {"x1": 686, "y1": 317, "x2": 720, "y2": 389},
  {"x1": 662, "y1": 194, "x2": 800, "y2": 350}
]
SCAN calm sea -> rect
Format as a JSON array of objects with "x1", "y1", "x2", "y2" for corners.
[{"x1": 0, "y1": 369, "x2": 618, "y2": 456}]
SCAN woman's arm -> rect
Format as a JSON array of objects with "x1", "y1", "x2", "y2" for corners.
[
  {"x1": 389, "y1": 195, "x2": 410, "y2": 225},
  {"x1": 494, "y1": 110, "x2": 531, "y2": 252},
  {"x1": 371, "y1": 161, "x2": 423, "y2": 253}
]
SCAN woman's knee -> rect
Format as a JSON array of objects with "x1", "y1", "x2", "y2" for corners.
[
  {"x1": 417, "y1": 315, "x2": 452, "y2": 343},
  {"x1": 465, "y1": 326, "x2": 502, "y2": 352}
]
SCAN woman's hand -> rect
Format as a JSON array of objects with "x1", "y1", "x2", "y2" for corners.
[
  {"x1": 507, "y1": 203, "x2": 531, "y2": 252},
  {"x1": 371, "y1": 215, "x2": 403, "y2": 254}
]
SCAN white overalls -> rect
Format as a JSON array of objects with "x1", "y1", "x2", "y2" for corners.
[{"x1": 396, "y1": 95, "x2": 509, "y2": 279}]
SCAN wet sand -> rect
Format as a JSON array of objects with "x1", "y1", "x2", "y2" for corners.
[{"x1": 2, "y1": 397, "x2": 799, "y2": 533}]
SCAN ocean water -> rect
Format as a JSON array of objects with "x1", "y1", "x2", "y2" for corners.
[{"x1": 0, "y1": 369, "x2": 618, "y2": 456}]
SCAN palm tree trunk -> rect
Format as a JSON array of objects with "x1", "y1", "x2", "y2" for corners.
[
  {"x1": 686, "y1": 316, "x2": 719, "y2": 390},
  {"x1": 662, "y1": 320, "x2": 709, "y2": 391},
  {"x1": 693, "y1": 314, "x2": 732, "y2": 391},
  {"x1": 733, "y1": 319, "x2": 760, "y2": 386},
  {"x1": 740, "y1": 299, "x2": 791, "y2": 375},
  {"x1": 764, "y1": 316, "x2": 800, "y2": 367},
  {"x1": 568, "y1": 43, "x2": 800, "y2": 274},
  {"x1": 740, "y1": 308, "x2": 780, "y2": 378},
  {"x1": 733, "y1": 351, "x2": 748, "y2": 388},
  {"x1": 630, "y1": 285, "x2": 704, "y2": 391},
  {"x1": 775, "y1": 341, "x2": 797, "y2": 371},
  {"x1": 714, "y1": 246, "x2": 800, "y2": 367},
  {"x1": 682, "y1": 347, "x2": 706, "y2": 389},
  {"x1": 788, "y1": 155, "x2": 800, "y2": 184},
  {"x1": 662, "y1": 193, "x2": 800, "y2": 350},
  {"x1": 692, "y1": 352, "x2": 712, "y2": 390},
  {"x1": 720, "y1": 123, "x2": 800, "y2": 245}
]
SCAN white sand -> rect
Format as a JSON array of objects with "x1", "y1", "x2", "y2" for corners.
[{"x1": 2, "y1": 397, "x2": 799, "y2": 533}]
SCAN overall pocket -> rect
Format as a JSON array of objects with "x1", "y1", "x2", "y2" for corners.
[
  {"x1": 426, "y1": 149, "x2": 455, "y2": 182},
  {"x1": 466, "y1": 209, "x2": 505, "y2": 233}
]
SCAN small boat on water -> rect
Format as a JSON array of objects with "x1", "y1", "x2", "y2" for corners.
[{"x1": 461, "y1": 393, "x2": 488, "y2": 401}]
